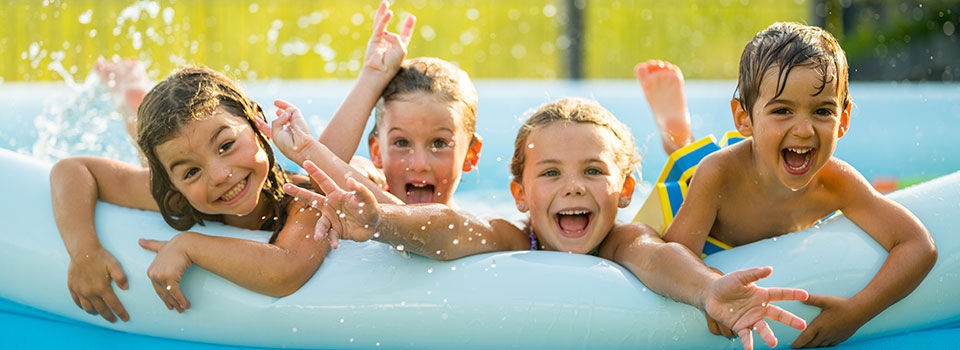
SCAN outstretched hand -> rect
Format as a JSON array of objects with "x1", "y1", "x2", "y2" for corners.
[
  {"x1": 282, "y1": 160, "x2": 382, "y2": 249},
  {"x1": 253, "y1": 100, "x2": 318, "y2": 164},
  {"x1": 791, "y1": 294, "x2": 865, "y2": 348},
  {"x1": 363, "y1": 0, "x2": 415, "y2": 75},
  {"x1": 703, "y1": 266, "x2": 809, "y2": 350},
  {"x1": 66, "y1": 247, "x2": 130, "y2": 323}
]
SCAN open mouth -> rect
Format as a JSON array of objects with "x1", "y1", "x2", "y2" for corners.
[
  {"x1": 782, "y1": 147, "x2": 815, "y2": 175},
  {"x1": 405, "y1": 182, "x2": 435, "y2": 204},
  {"x1": 554, "y1": 209, "x2": 592, "y2": 238},
  {"x1": 217, "y1": 175, "x2": 249, "y2": 205}
]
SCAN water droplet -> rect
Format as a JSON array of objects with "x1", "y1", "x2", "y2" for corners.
[
  {"x1": 339, "y1": 213, "x2": 346, "y2": 218},
  {"x1": 396, "y1": 244, "x2": 405, "y2": 252},
  {"x1": 292, "y1": 327, "x2": 298, "y2": 333},
  {"x1": 363, "y1": 224, "x2": 369, "y2": 229},
  {"x1": 373, "y1": 232, "x2": 381, "y2": 238},
  {"x1": 448, "y1": 224, "x2": 455, "y2": 229},
  {"x1": 468, "y1": 228, "x2": 473, "y2": 232},
  {"x1": 481, "y1": 239, "x2": 487, "y2": 244},
  {"x1": 298, "y1": 208, "x2": 305, "y2": 213},
  {"x1": 436, "y1": 250, "x2": 442, "y2": 255},
  {"x1": 490, "y1": 260, "x2": 496, "y2": 268},
  {"x1": 729, "y1": 308, "x2": 734, "y2": 312},
  {"x1": 339, "y1": 318, "x2": 344, "y2": 323},
  {"x1": 443, "y1": 298, "x2": 448, "y2": 303},
  {"x1": 166, "y1": 285, "x2": 172, "y2": 291},
  {"x1": 421, "y1": 225, "x2": 427, "y2": 230},
  {"x1": 450, "y1": 266, "x2": 457, "y2": 271},
  {"x1": 358, "y1": 209, "x2": 364, "y2": 214},
  {"x1": 427, "y1": 268, "x2": 433, "y2": 274},
  {"x1": 376, "y1": 342, "x2": 380, "y2": 347},
  {"x1": 452, "y1": 239, "x2": 459, "y2": 245},
  {"x1": 311, "y1": 200, "x2": 318, "y2": 207},
  {"x1": 349, "y1": 338, "x2": 354, "y2": 343},
  {"x1": 527, "y1": 143, "x2": 534, "y2": 149}
]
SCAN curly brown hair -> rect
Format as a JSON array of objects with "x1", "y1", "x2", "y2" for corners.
[
  {"x1": 136, "y1": 66, "x2": 291, "y2": 242},
  {"x1": 510, "y1": 97, "x2": 639, "y2": 183}
]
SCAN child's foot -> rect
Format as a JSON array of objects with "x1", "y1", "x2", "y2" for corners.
[
  {"x1": 94, "y1": 58, "x2": 150, "y2": 140},
  {"x1": 635, "y1": 60, "x2": 694, "y2": 155}
]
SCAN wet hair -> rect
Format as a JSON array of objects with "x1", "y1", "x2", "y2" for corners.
[
  {"x1": 371, "y1": 57, "x2": 479, "y2": 141},
  {"x1": 136, "y1": 66, "x2": 290, "y2": 242},
  {"x1": 735, "y1": 22, "x2": 850, "y2": 118},
  {"x1": 510, "y1": 97, "x2": 639, "y2": 183}
]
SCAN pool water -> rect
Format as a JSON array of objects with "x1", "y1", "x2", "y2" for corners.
[{"x1": 1, "y1": 78, "x2": 958, "y2": 223}]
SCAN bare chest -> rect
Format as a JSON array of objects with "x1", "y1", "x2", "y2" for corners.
[{"x1": 710, "y1": 188, "x2": 837, "y2": 247}]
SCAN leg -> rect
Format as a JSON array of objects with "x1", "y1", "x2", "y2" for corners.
[
  {"x1": 94, "y1": 58, "x2": 150, "y2": 143},
  {"x1": 635, "y1": 60, "x2": 694, "y2": 155}
]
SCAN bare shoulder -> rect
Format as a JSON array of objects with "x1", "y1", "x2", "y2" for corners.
[
  {"x1": 818, "y1": 158, "x2": 873, "y2": 194},
  {"x1": 486, "y1": 216, "x2": 531, "y2": 251},
  {"x1": 600, "y1": 222, "x2": 662, "y2": 257}
]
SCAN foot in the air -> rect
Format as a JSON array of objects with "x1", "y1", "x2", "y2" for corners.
[{"x1": 635, "y1": 60, "x2": 694, "y2": 155}]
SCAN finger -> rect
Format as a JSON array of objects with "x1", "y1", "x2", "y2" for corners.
[
  {"x1": 764, "y1": 287, "x2": 809, "y2": 302},
  {"x1": 399, "y1": 15, "x2": 416, "y2": 44},
  {"x1": 167, "y1": 281, "x2": 190, "y2": 311},
  {"x1": 372, "y1": 1, "x2": 388, "y2": 32},
  {"x1": 791, "y1": 327, "x2": 818, "y2": 348},
  {"x1": 801, "y1": 293, "x2": 826, "y2": 307},
  {"x1": 754, "y1": 320, "x2": 778, "y2": 348},
  {"x1": 763, "y1": 304, "x2": 807, "y2": 331},
  {"x1": 253, "y1": 116, "x2": 272, "y2": 138},
  {"x1": 314, "y1": 215, "x2": 331, "y2": 243},
  {"x1": 738, "y1": 327, "x2": 754, "y2": 350},
  {"x1": 90, "y1": 297, "x2": 118, "y2": 323},
  {"x1": 102, "y1": 291, "x2": 130, "y2": 322},
  {"x1": 347, "y1": 176, "x2": 377, "y2": 209},
  {"x1": 302, "y1": 160, "x2": 342, "y2": 195},
  {"x1": 107, "y1": 260, "x2": 128, "y2": 290},
  {"x1": 283, "y1": 183, "x2": 326, "y2": 204},
  {"x1": 78, "y1": 295, "x2": 97, "y2": 314},
  {"x1": 138, "y1": 238, "x2": 165, "y2": 252},
  {"x1": 374, "y1": 7, "x2": 393, "y2": 37},
  {"x1": 705, "y1": 313, "x2": 720, "y2": 335},
  {"x1": 151, "y1": 281, "x2": 175, "y2": 310},
  {"x1": 327, "y1": 227, "x2": 341, "y2": 249},
  {"x1": 719, "y1": 322, "x2": 735, "y2": 338},
  {"x1": 70, "y1": 290, "x2": 83, "y2": 309},
  {"x1": 273, "y1": 99, "x2": 293, "y2": 109},
  {"x1": 731, "y1": 266, "x2": 773, "y2": 285},
  {"x1": 384, "y1": 33, "x2": 406, "y2": 53}
]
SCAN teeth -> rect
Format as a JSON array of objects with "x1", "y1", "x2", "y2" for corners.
[
  {"x1": 558, "y1": 209, "x2": 590, "y2": 215},
  {"x1": 787, "y1": 147, "x2": 811, "y2": 154},
  {"x1": 220, "y1": 178, "x2": 246, "y2": 202},
  {"x1": 411, "y1": 183, "x2": 429, "y2": 188}
]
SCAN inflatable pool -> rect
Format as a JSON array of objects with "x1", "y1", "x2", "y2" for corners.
[{"x1": 1, "y1": 145, "x2": 959, "y2": 349}]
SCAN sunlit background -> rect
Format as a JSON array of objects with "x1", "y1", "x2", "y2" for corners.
[{"x1": 2, "y1": 0, "x2": 955, "y2": 82}]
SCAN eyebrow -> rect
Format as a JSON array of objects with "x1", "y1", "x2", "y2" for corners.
[
  {"x1": 535, "y1": 158, "x2": 607, "y2": 167},
  {"x1": 388, "y1": 126, "x2": 455, "y2": 135}
]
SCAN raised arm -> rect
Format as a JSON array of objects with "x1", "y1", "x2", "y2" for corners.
[
  {"x1": 256, "y1": 100, "x2": 402, "y2": 205},
  {"x1": 50, "y1": 156, "x2": 157, "y2": 323},
  {"x1": 138, "y1": 199, "x2": 330, "y2": 312},
  {"x1": 282, "y1": 160, "x2": 528, "y2": 260},
  {"x1": 601, "y1": 222, "x2": 808, "y2": 350},
  {"x1": 318, "y1": 0, "x2": 415, "y2": 160},
  {"x1": 792, "y1": 161, "x2": 936, "y2": 348}
]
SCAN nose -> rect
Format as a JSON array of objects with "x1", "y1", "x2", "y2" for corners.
[
  {"x1": 408, "y1": 147, "x2": 431, "y2": 172},
  {"x1": 208, "y1": 160, "x2": 232, "y2": 186},
  {"x1": 792, "y1": 116, "x2": 815, "y2": 138},
  {"x1": 563, "y1": 180, "x2": 585, "y2": 197}
]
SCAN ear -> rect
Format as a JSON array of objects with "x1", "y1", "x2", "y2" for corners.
[
  {"x1": 731, "y1": 98, "x2": 753, "y2": 137},
  {"x1": 837, "y1": 103, "x2": 851, "y2": 138},
  {"x1": 461, "y1": 135, "x2": 483, "y2": 172},
  {"x1": 369, "y1": 134, "x2": 383, "y2": 169},
  {"x1": 510, "y1": 180, "x2": 528, "y2": 212},
  {"x1": 618, "y1": 175, "x2": 636, "y2": 208}
]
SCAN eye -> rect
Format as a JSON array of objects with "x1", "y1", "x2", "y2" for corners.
[
  {"x1": 772, "y1": 107, "x2": 790, "y2": 115},
  {"x1": 585, "y1": 167, "x2": 603, "y2": 175},
  {"x1": 183, "y1": 167, "x2": 200, "y2": 180},
  {"x1": 815, "y1": 108, "x2": 835, "y2": 117},
  {"x1": 218, "y1": 140, "x2": 235, "y2": 155},
  {"x1": 431, "y1": 138, "x2": 449, "y2": 149},
  {"x1": 392, "y1": 138, "x2": 409, "y2": 147},
  {"x1": 541, "y1": 169, "x2": 559, "y2": 177}
]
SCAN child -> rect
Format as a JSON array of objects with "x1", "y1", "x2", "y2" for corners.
[
  {"x1": 50, "y1": 66, "x2": 330, "y2": 323},
  {"x1": 658, "y1": 22, "x2": 937, "y2": 348},
  {"x1": 286, "y1": 97, "x2": 810, "y2": 350}
]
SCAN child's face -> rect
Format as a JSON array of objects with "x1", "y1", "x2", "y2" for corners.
[
  {"x1": 371, "y1": 93, "x2": 480, "y2": 205},
  {"x1": 155, "y1": 108, "x2": 271, "y2": 216},
  {"x1": 736, "y1": 64, "x2": 850, "y2": 190},
  {"x1": 510, "y1": 122, "x2": 634, "y2": 254}
]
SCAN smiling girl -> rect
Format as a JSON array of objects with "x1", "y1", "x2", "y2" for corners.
[
  {"x1": 50, "y1": 66, "x2": 329, "y2": 323},
  {"x1": 286, "y1": 97, "x2": 810, "y2": 349}
]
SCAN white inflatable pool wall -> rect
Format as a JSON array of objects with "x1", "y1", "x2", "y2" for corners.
[{"x1": 0, "y1": 147, "x2": 957, "y2": 349}]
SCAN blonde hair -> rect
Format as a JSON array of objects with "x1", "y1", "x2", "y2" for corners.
[
  {"x1": 372, "y1": 57, "x2": 478, "y2": 138},
  {"x1": 510, "y1": 97, "x2": 639, "y2": 183}
]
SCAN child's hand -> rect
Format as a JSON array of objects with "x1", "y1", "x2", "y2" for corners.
[
  {"x1": 282, "y1": 160, "x2": 382, "y2": 249},
  {"x1": 254, "y1": 100, "x2": 318, "y2": 164},
  {"x1": 705, "y1": 312, "x2": 736, "y2": 338},
  {"x1": 139, "y1": 235, "x2": 194, "y2": 313},
  {"x1": 363, "y1": 0, "x2": 415, "y2": 76},
  {"x1": 790, "y1": 294, "x2": 866, "y2": 348},
  {"x1": 66, "y1": 247, "x2": 129, "y2": 323},
  {"x1": 703, "y1": 266, "x2": 809, "y2": 350}
]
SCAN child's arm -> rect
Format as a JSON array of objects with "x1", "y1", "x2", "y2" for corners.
[
  {"x1": 257, "y1": 100, "x2": 402, "y2": 205},
  {"x1": 601, "y1": 222, "x2": 808, "y2": 350},
  {"x1": 282, "y1": 161, "x2": 529, "y2": 260},
  {"x1": 318, "y1": 0, "x2": 415, "y2": 161},
  {"x1": 791, "y1": 161, "x2": 936, "y2": 348},
  {"x1": 137, "y1": 200, "x2": 330, "y2": 312},
  {"x1": 50, "y1": 156, "x2": 158, "y2": 322},
  {"x1": 662, "y1": 152, "x2": 727, "y2": 256}
]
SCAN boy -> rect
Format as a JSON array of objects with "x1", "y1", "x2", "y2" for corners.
[{"x1": 662, "y1": 22, "x2": 937, "y2": 348}]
